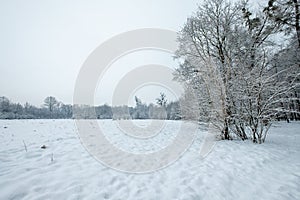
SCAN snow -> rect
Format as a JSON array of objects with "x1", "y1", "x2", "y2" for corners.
[{"x1": 0, "y1": 119, "x2": 299, "y2": 200}]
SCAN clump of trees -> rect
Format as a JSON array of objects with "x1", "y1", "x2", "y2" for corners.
[{"x1": 174, "y1": 0, "x2": 300, "y2": 143}]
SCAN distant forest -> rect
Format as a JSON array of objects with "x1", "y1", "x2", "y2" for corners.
[{"x1": 0, "y1": 93, "x2": 181, "y2": 120}]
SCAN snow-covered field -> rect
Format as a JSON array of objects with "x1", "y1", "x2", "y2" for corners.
[{"x1": 0, "y1": 119, "x2": 299, "y2": 200}]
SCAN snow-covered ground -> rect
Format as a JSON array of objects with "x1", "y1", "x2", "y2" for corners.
[{"x1": 0, "y1": 119, "x2": 299, "y2": 200}]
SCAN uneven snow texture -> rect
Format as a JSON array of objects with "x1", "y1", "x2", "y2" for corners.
[{"x1": 0, "y1": 120, "x2": 299, "y2": 200}]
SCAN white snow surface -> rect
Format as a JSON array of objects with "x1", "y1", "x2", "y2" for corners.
[{"x1": 0, "y1": 119, "x2": 299, "y2": 200}]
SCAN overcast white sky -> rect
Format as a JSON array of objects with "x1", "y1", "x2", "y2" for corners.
[{"x1": 0, "y1": 0, "x2": 263, "y2": 107}]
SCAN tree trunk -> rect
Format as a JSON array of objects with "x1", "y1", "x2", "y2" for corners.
[
  {"x1": 223, "y1": 119, "x2": 230, "y2": 140},
  {"x1": 253, "y1": 131, "x2": 257, "y2": 143},
  {"x1": 295, "y1": 90, "x2": 300, "y2": 120},
  {"x1": 293, "y1": 0, "x2": 300, "y2": 48}
]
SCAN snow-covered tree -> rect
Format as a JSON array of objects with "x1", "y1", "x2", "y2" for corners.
[
  {"x1": 44, "y1": 96, "x2": 58, "y2": 113},
  {"x1": 156, "y1": 93, "x2": 167, "y2": 107},
  {"x1": 0, "y1": 96, "x2": 10, "y2": 113},
  {"x1": 132, "y1": 96, "x2": 148, "y2": 119},
  {"x1": 166, "y1": 101, "x2": 181, "y2": 120},
  {"x1": 175, "y1": 0, "x2": 244, "y2": 139},
  {"x1": 263, "y1": 0, "x2": 300, "y2": 47},
  {"x1": 175, "y1": 0, "x2": 299, "y2": 143}
]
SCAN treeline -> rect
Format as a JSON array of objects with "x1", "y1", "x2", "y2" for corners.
[
  {"x1": 0, "y1": 96, "x2": 72, "y2": 119},
  {"x1": 0, "y1": 94, "x2": 181, "y2": 120}
]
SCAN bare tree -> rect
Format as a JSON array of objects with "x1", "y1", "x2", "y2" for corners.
[
  {"x1": 156, "y1": 93, "x2": 168, "y2": 107},
  {"x1": 44, "y1": 96, "x2": 58, "y2": 118},
  {"x1": 175, "y1": 0, "x2": 243, "y2": 139}
]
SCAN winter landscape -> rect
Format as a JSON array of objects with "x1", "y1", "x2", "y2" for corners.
[
  {"x1": 1, "y1": 0, "x2": 300, "y2": 199},
  {"x1": 0, "y1": 120, "x2": 299, "y2": 199}
]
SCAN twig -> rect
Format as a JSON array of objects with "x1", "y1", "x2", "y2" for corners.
[{"x1": 23, "y1": 140, "x2": 27, "y2": 152}]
